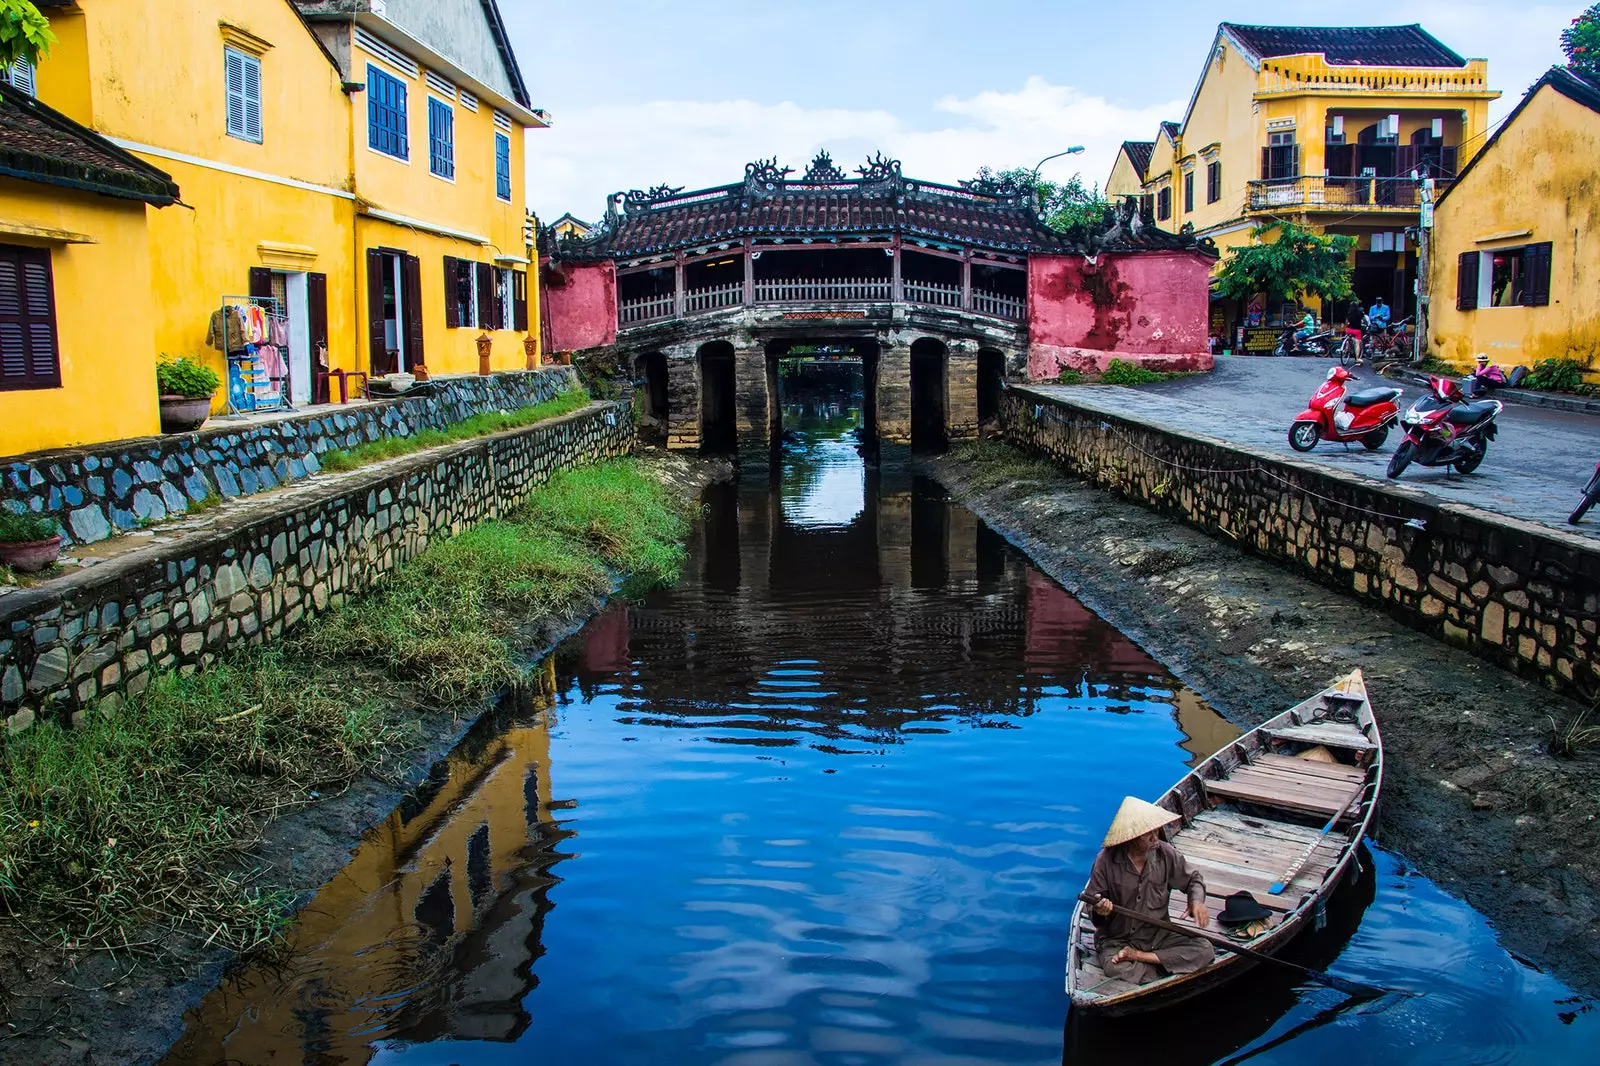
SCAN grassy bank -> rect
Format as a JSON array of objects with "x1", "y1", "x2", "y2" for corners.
[
  {"x1": 0, "y1": 459, "x2": 692, "y2": 954},
  {"x1": 318, "y1": 385, "x2": 591, "y2": 473}
]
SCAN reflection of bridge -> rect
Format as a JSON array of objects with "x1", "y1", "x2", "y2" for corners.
[
  {"x1": 166, "y1": 680, "x2": 570, "y2": 1063},
  {"x1": 541, "y1": 153, "x2": 1216, "y2": 452}
]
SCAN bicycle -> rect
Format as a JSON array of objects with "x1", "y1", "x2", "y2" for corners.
[{"x1": 1336, "y1": 331, "x2": 1359, "y2": 369}]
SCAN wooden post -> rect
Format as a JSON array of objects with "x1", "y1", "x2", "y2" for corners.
[
  {"x1": 674, "y1": 252, "x2": 686, "y2": 319},
  {"x1": 961, "y1": 252, "x2": 973, "y2": 311},
  {"x1": 891, "y1": 238, "x2": 903, "y2": 302},
  {"x1": 743, "y1": 240, "x2": 754, "y2": 306}
]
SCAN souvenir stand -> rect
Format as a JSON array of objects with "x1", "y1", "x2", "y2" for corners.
[{"x1": 212, "y1": 294, "x2": 293, "y2": 415}]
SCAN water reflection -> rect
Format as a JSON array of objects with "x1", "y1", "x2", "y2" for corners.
[{"x1": 161, "y1": 364, "x2": 1597, "y2": 1065}]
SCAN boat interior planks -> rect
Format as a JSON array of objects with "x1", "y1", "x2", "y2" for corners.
[{"x1": 1066, "y1": 669, "x2": 1383, "y2": 1017}]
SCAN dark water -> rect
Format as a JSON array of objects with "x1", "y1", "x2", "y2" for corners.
[{"x1": 164, "y1": 373, "x2": 1597, "y2": 1065}]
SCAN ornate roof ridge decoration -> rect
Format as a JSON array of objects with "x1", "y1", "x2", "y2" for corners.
[
  {"x1": 744, "y1": 156, "x2": 794, "y2": 193},
  {"x1": 800, "y1": 150, "x2": 848, "y2": 184},
  {"x1": 622, "y1": 183, "x2": 685, "y2": 211},
  {"x1": 856, "y1": 151, "x2": 902, "y2": 185}
]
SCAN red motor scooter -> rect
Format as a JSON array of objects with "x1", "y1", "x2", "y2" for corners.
[
  {"x1": 1386, "y1": 375, "x2": 1504, "y2": 479},
  {"x1": 1288, "y1": 366, "x2": 1402, "y2": 452}
]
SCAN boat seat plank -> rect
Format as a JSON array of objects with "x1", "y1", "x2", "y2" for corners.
[
  {"x1": 1224, "y1": 767, "x2": 1364, "y2": 806},
  {"x1": 1265, "y1": 723, "x2": 1376, "y2": 751},
  {"x1": 1203, "y1": 775, "x2": 1362, "y2": 818},
  {"x1": 1253, "y1": 752, "x2": 1366, "y2": 783},
  {"x1": 1239, "y1": 762, "x2": 1366, "y2": 791},
  {"x1": 1191, "y1": 808, "x2": 1332, "y2": 846}
]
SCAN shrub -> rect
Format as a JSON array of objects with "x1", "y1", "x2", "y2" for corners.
[
  {"x1": 1056, "y1": 368, "x2": 1087, "y2": 385},
  {"x1": 0, "y1": 509, "x2": 59, "y2": 544},
  {"x1": 1524, "y1": 357, "x2": 1591, "y2": 394},
  {"x1": 1100, "y1": 359, "x2": 1164, "y2": 386},
  {"x1": 156, "y1": 356, "x2": 221, "y2": 399}
]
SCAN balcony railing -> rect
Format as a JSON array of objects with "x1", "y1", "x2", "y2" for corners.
[
  {"x1": 1248, "y1": 175, "x2": 1452, "y2": 212},
  {"x1": 617, "y1": 278, "x2": 1025, "y2": 326},
  {"x1": 754, "y1": 277, "x2": 893, "y2": 303}
]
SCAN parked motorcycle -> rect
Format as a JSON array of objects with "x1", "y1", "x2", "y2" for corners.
[
  {"x1": 1386, "y1": 375, "x2": 1504, "y2": 479},
  {"x1": 1274, "y1": 327, "x2": 1333, "y2": 357},
  {"x1": 1570, "y1": 462, "x2": 1600, "y2": 524},
  {"x1": 1288, "y1": 366, "x2": 1401, "y2": 452}
]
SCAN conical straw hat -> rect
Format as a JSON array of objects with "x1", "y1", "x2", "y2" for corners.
[{"x1": 1103, "y1": 796, "x2": 1180, "y2": 848}]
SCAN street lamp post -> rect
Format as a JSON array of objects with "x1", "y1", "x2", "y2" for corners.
[{"x1": 1029, "y1": 146, "x2": 1085, "y2": 213}]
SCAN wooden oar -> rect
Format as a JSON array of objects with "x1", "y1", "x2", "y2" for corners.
[
  {"x1": 1076, "y1": 893, "x2": 1390, "y2": 999},
  {"x1": 1270, "y1": 786, "x2": 1364, "y2": 895}
]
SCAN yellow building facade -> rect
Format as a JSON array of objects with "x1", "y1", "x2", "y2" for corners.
[
  {"x1": 1108, "y1": 24, "x2": 1497, "y2": 338},
  {"x1": 1427, "y1": 68, "x2": 1600, "y2": 373},
  {"x1": 3, "y1": 0, "x2": 545, "y2": 457}
]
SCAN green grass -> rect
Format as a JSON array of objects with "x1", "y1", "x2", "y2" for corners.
[
  {"x1": 944, "y1": 440, "x2": 1059, "y2": 494},
  {"x1": 0, "y1": 458, "x2": 690, "y2": 954},
  {"x1": 1099, "y1": 359, "x2": 1195, "y2": 386},
  {"x1": 319, "y1": 386, "x2": 591, "y2": 473},
  {"x1": 1056, "y1": 369, "x2": 1087, "y2": 385},
  {"x1": 189, "y1": 492, "x2": 224, "y2": 514}
]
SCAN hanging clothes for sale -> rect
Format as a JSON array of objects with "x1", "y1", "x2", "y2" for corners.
[
  {"x1": 206, "y1": 305, "x2": 248, "y2": 353},
  {"x1": 246, "y1": 305, "x2": 268, "y2": 345}
]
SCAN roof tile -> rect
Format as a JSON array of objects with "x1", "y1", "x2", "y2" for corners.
[{"x1": 1222, "y1": 23, "x2": 1467, "y2": 68}]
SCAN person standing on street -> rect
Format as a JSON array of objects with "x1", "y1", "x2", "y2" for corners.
[
  {"x1": 1368, "y1": 296, "x2": 1391, "y2": 331},
  {"x1": 1344, "y1": 299, "x2": 1366, "y2": 366}
]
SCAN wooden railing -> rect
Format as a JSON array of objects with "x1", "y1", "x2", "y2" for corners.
[
  {"x1": 753, "y1": 277, "x2": 893, "y2": 303},
  {"x1": 972, "y1": 289, "x2": 1025, "y2": 320},
  {"x1": 618, "y1": 292, "x2": 675, "y2": 324},
  {"x1": 905, "y1": 279, "x2": 962, "y2": 308},
  {"x1": 1248, "y1": 175, "x2": 1451, "y2": 212},
  {"x1": 684, "y1": 282, "x2": 744, "y2": 314}
]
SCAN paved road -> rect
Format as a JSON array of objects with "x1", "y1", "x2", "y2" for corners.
[{"x1": 1032, "y1": 355, "x2": 1600, "y2": 538}]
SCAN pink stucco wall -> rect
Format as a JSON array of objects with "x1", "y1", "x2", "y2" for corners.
[
  {"x1": 540, "y1": 260, "x2": 617, "y2": 354},
  {"x1": 1026, "y1": 252, "x2": 1212, "y2": 380}
]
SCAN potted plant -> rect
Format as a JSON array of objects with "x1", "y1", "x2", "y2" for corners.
[
  {"x1": 0, "y1": 511, "x2": 63, "y2": 573},
  {"x1": 157, "y1": 356, "x2": 222, "y2": 433}
]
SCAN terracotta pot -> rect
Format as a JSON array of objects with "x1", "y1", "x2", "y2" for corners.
[
  {"x1": 524, "y1": 334, "x2": 541, "y2": 370},
  {"x1": 413, "y1": 364, "x2": 430, "y2": 382},
  {"x1": 159, "y1": 394, "x2": 213, "y2": 433},
  {"x1": 0, "y1": 535, "x2": 63, "y2": 573},
  {"x1": 477, "y1": 333, "x2": 494, "y2": 376}
]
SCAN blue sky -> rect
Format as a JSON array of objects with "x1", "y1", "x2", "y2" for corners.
[{"x1": 500, "y1": 1, "x2": 1572, "y2": 219}]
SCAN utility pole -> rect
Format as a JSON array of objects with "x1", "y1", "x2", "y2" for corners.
[{"x1": 1415, "y1": 178, "x2": 1435, "y2": 362}]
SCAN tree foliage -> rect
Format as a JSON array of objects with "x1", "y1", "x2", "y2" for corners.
[
  {"x1": 1563, "y1": 4, "x2": 1600, "y2": 78},
  {"x1": 1214, "y1": 221, "x2": 1355, "y2": 307},
  {"x1": 970, "y1": 166, "x2": 1111, "y2": 232},
  {"x1": 0, "y1": 0, "x2": 53, "y2": 73}
]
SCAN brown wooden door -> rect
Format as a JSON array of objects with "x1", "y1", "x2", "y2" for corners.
[
  {"x1": 308, "y1": 272, "x2": 329, "y2": 402},
  {"x1": 401, "y1": 253, "x2": 425, "y2": 373},
  {"x1": 366, "y1": 249, "x2": 396, "y2": 376}
]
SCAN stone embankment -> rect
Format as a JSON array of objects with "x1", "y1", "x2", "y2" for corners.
[
  {"x1": 0, "y1": 398, "x2": 632, "y2": 732},
  {"x1": 4, "y1": 368, "x2": 579, "y2": 545},
  {"x1": 1002, "y1": 386, "x2": 1600, "y2": 700}
]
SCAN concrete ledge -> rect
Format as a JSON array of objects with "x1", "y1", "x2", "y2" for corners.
[
  {"x1": 1004, "y1": 386, "x2": 1600, "y2": 699},
  {"x1": 0, "y1": 401, "x2": 634, "y2": 731},
  {"x1": 1031, "y1": 346, "x2": 1213, "y2": 378}
]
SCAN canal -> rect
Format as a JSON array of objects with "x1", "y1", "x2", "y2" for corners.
[{"x1": 163, "y1": 365, "x2": 1598, "y2": 1064}]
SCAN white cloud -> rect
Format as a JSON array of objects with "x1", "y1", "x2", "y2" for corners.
[{"x1": 526, "y1": 77, "x2": 1182, "y2": 220}]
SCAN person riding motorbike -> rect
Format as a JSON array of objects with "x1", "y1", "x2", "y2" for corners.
[{"x1": 1294, "y1": 309, "x2": 1317, "y2": 344}]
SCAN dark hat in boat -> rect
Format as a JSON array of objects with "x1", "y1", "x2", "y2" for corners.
[{"x1": 1217, "y1": 891, "x2": 1273, "y2": 926}]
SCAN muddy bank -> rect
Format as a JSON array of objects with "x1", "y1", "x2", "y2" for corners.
[
  {"x1": 923, "y1": 445, "x2": 1600, "y2": 995},
  {"x1": 0, "y1": 453, "x2": 730, "y2": 1066}
]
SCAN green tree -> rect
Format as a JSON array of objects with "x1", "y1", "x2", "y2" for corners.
[
  {"x1": 1563, "y1": 4, "x2": 1600, "y2": 78},
  {"x1": 968, "y1": 166, "x2": 1110, "y2": 231},
  {"x1": 1214, "y1": 221, "x2": 1355, "y2": 308},
  {"x1": 0, "y1": 0, "x2": 52, "y2": 71}
]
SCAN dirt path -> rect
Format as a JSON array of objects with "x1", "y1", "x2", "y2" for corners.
[
  {"x1": 0, "y1": 454, "x2": 731, "y2": 1066},
  {"x1": 923, "y1": 445, "x2": 1600, "y2": 995}
]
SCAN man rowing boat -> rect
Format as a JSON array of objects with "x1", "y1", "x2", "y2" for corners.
[{"x1": 1086, "y1": 796, "x2": 1215, "y2": 985}]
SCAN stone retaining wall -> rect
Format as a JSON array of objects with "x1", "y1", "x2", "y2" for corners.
[
  {"x1": 0, "y1": 401, "x2": 633, "y2": 732},
  {"x1": 2, "y1": 368, "x2": 580, "y2": 546},
  {"x1": 1002, "y1": 386, "x2": 1600, "y2": 700}
]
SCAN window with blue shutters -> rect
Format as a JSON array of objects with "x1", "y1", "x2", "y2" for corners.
[
  {"x1": 428, "y1": 97, "x2": 454, "y2": 179},
  {"x1": 368, "y1": 64, "x2": 409, "y2": 160},
  {"x1": 224, "y1": 47, "x2": 262, "y2": 143},
  {"x1": 495, "y1": 132, "x2": 512, "y2": 201}
]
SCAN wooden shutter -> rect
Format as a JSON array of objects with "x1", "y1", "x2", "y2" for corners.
[
  {"x1": 307, "y1": 272, "x2": 329, "y2": 401},
  {"x1": 248, "y1": 267, "x2": 273, "y2": 300},
  {"x1": 1441, "y1": 147, "x2": 1459, "y2": 178},
  {"x1": 366, "y1": 248, "x2": 392, "y2": 375},
  {"x1": 225, "y1": 49, "x2": 261, "y2": 142},
  {"x1": 1522, "y1": 242, "x2": 1552, "y2": 307},
  {"x1": 1261, "y1": 147, "x2": 1271, "y2": 180},
  {"x1": 443, "y1": 256, "x2": 460, "y2": 328},
  {"x1": 513, "y1": 270, "x2": 528, "y2": 332},
  {"x1": 476, "y1": 262, "x2": 494, "y2": 329},
  {"x1": 1456, "y1": 252, "x2": 1479, "y2": 311},
  {"x1": 0, "y1": 245, "x2": 59, "y2": 391},
  {"x1": 402, "y1": 253, "x2": 425, "y2": 370}
]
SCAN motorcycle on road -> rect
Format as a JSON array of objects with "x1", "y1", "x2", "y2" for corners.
[
  {"x1": 1274, "y1": 327, "x2": 1334, "y2": 357},
  {"x1": 1386, "y1": 375, "x2": 1504, "y2": 479},
  {"x1": 1288, "y1": 366, "x2": 1401, "y2": 452}
]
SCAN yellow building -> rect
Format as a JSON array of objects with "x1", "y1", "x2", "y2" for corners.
[
  {"x1": 0, "y1": 90, "x2": 178, "y2": 457},
  {"x1": 549, "y1": 212, "x2": 594, "y2": 241},
  {"x1": 3, "y1": 0, "x2": 547, "y2": 456},
  {"x1": 1108, "y1": 24, "x2": 1498, "y2": 337},
  {"x1": 1427, "y1": 67, "x2": 1600, "y2": 373}
]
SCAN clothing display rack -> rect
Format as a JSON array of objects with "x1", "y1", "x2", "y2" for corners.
[{"x1": 213, "y1": 294, "x2": 292, "y2": 415}]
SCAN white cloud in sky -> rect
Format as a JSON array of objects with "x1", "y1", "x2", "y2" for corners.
[{"x1": 527, "y1": 77, "x2": 1181, "y2": 221}]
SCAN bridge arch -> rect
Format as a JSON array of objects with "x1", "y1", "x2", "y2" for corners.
[
  {"x1": 698, "y1": 340, "x2": 737, "y2": 453},
  {"x1": 909, "y1": 337, "x2": 948, "y2": 453},
  {"x1": 633, "y1": 351, "x2": 668, "y2": 446},
  {"x1": 977, "y1": 347, "x2": 1005, "y2": 430}
]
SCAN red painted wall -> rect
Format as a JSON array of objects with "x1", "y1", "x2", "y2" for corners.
[
  {"x1": 540, "y1": 259, "x2": 617, "y2": 354},
  {"x1": 1026, "y1": 252, "x2": 1212, "y2": 379}
]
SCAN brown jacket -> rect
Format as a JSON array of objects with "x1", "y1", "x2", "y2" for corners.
[{"x1": 1086, "y1": 840, "x2": 1206, "y2": 950}]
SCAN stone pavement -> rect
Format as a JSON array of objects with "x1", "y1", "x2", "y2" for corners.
[{"x1": 1030, "y1": 354, "x2": 1600, "y2": 539}]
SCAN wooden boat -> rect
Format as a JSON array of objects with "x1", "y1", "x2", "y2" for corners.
[{"x1": 1065, "y1": 669, "x2": 1383, "y2": 1016}]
